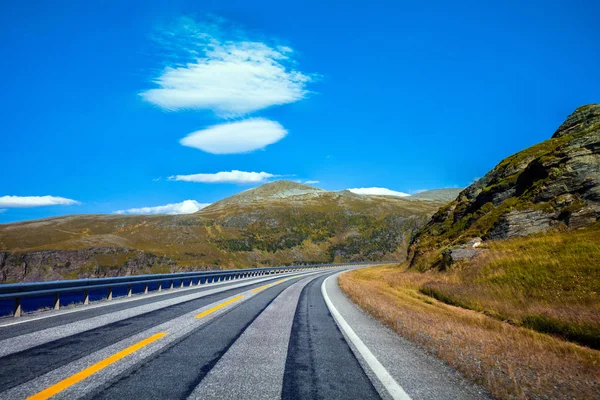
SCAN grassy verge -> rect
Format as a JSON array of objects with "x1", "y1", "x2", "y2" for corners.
[
  {"x1": 339, "y1": 265, "x2": 600, "y2": 399},
  {"x1": 417, "y1": 225, "x2": 600, "y2": 349}
]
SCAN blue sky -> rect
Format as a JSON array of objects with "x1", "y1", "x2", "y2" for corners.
[{"x1": 1, "y1": 0, "x2": 599, "y2": 223}]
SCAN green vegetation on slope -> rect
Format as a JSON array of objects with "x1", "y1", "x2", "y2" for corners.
[
  {"x1": 410, "y1": 104, "x2": 600, "y2": 270},
  {"x1": 402, "y1": 105, "x2": 600, "y2": 349},
  {"x1": 0, "y1": 182, "x2": 443, "y2": 282}
]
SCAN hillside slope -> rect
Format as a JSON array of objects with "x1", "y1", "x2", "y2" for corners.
[
  {"x1": 339, "y1": 105, "x2": 600, "y2": 399},
  {"x1": 410, "y1": 104, "x2": 600, "y2": 269},
  {"x1": 0, "y1": 181, "x2": 443, "y2": 283},
  {"x1": 399, "y1": 104, "x2": 600, "y2": 348}
]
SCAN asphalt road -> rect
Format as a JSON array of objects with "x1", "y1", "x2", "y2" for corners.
[{"x1": 0, "y1": 267, "x2": 490, "y2": 400}]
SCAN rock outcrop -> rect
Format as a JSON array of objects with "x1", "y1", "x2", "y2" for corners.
[
  {"x1": 0, "y1": 247, "x2": 182, "y2": 283},
  {"x1": 410, "y1": 104, "x2": 600, "y2": 270}
]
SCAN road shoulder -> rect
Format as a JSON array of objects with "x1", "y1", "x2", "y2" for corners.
[{"x1": 324, "y1": 271, "x2": 490, "y2": 400}]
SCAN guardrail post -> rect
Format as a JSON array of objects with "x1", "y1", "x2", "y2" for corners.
[
  {"x1": 127, "y1": 285, "x2": 132, "y2": 297},
  {"x1": 169, "y1": 280, "x2": 174, "y2": 289},
  {"x1": 84, "y1": 290, "x2": 89, "y2": 305},
  {"x1": 14, "y1": 298, "x2": 22, "y2": 318},
  {"x1": 53, "y1": 293, "x2": 60, "y2": 310},
  {"x1": 158, "y1": 282, "x2": 162, "y2": 292},
  {"x1": 107, "y1": 287, "x2": 113, "y2": 301},
  {"x1": 180, "y1": 280, "x2": 185, "y2": 288},
  {"x1": 144, "y1": 283, "x2": 149, "y2": 294}
]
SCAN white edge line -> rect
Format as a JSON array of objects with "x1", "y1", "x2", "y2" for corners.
[
  {"x1": 321, "y1": 274, "x2": 412, "y2": 400},
  {"x1": 0, "y1": 269, "x2": 322, "y2": 328}
]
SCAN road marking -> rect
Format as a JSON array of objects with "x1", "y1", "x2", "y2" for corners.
[
  {"x1": 321, "y1": 275, "x2": 412, "y2": 400},
  {"x1": 251, "y1": 284, "x2": 271, "y2": 293},
  {"x1": 195, "y1": 295, "x2": 243, "y2": 319},
  {"x1": 27, "y1": 332, "x2": 167, "y2": 400},
  {"x1": 251, "y1": 275, "x2": 302, "y2": 293}
]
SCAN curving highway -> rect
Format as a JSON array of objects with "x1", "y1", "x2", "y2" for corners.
[{"x1": 0, "y1": 267, "x2": 489, "y2": 400}]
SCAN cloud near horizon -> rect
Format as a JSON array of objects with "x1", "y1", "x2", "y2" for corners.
[
  {"x1": 114, "y1": 200, "x2": 209, "y2": 215},
  {"x1": 347, "y1": 187, "x2": 410, "y2": 197},
  {"x1": 170, "y1": 170, "x2": 277, "y2": 184},
  {"x1": 140, "y1": 17, "x2": 314, "y2": 117},
  {"x1": 180, "y1": 118, "x2": 287, "y2": 154},
  {"x1": 0, "y1": 195, "x2": 80, "y2": 208}
]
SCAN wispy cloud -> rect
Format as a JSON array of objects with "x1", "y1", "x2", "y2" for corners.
[
  {"x1": 170, "y1": 170, "x2": 277, "y2": 184},
  {"x1": 303, "y1": 180, "x2": 320, "y2": 185},
  {"x1": 114, "y1": 200, "x2": 209, "y2": 215},
  {"x1": 140, "y1": 17, "x2": 314, "y2": 117},
  {"x1": 347, "y1": 187, "x2": 410, "y2": 197},
  {"x1": 180, "y1": 118, "x2": 287, "y2": 154},
  {"x1": 0, "y1": 196, "x2": 80, "y2": 208}
]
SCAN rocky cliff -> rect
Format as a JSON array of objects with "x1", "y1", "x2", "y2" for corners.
[{"x1": 409, "y1": 104, "x2": 600, "y2": 269}]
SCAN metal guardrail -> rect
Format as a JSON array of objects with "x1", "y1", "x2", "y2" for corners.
[{"x1": 0, "y1": 262, "x2": 378, "y2": 317}]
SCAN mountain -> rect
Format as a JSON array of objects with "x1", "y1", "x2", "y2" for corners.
[
  {"x1": 409, "y1": 104, "x2": 600, "y2": 269},
  {"x1": 408, "y1": 188, "x2": 462, "y2": 202},
  {"x1": 200, "y1": 181, "x2": 325, "y2": 212},
  {"x1": 0, "y1": 181, "x2": 444, "y2": 283}
]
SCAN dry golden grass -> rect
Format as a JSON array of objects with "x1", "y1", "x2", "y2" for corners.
[
  {"x1": 340, "y1": 265, "x2": 600, "y2": 400},
  {"x1": 418, "y1": 225, "x2": 600, "y2": 349}
]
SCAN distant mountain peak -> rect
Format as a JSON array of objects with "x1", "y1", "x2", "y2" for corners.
[
  {"x1": 409, "y1": 188, "x2": 462, "y2": 202},
  {"x1": 251, "y1": 180, "x2": 321, "y2": 192},
  {"x1": 199, "y1": 180, "x2": 324, "y2": 211}
]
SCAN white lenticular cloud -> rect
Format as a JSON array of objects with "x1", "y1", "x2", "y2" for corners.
[
  {"x1": 170, "y1": 170, "x2": 277, "y2": 184},
  {"x1": 304, "y1": 180, "x2": 320, "y2": 185},
  {"x1": 347, "y1": 187, "x2": 411, "y2": 197},
  {"x1": 180, "y1": 118, "x2": 287, "y2": 154},
  {"x1": 0, "y1": 195, "x2": 80, "y2": 208},
  {"x1": 140, "y1": 18, "x2": 314, "y2": 117},
  {"x1": 114, "y1": 200, "x2": 209, "y2": 215}
]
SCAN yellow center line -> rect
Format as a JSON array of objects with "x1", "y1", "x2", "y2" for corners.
[
  {"x1": 251, "y1": 274, "x2": 303, "y2": 293},
  {"x1": 195, "y1": 295, "x2": 243, "y2": 319},
  {"x1": 27, "y1": 332, "x2": 167, "y2": 400},
  {"x1": 251, "y1": 284, "x2": 271, "y2": 293}
]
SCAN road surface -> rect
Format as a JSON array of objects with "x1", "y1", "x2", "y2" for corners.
[{"x1": 0, "y1": 267, "x2": 489, "y2": 399}]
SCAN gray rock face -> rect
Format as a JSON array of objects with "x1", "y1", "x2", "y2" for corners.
[
  {"x1": 459, "y1": 105, "x2": 599, "y2": 240},
  {"x1": 410, "y1": 104, "x2": 600, "y2": 269},
  {"x1": 553, "y1": 104, "x2": 600, "y2": 138},
  {"x1": 440, "y1": 237, "x2": 486, "y2": 269},
  {"x1": 0, "y1": 247, "x2": 180, "y2": 283},
  {"x1": 488, "y1": 209, "x2": 557, "y2": 240}
]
